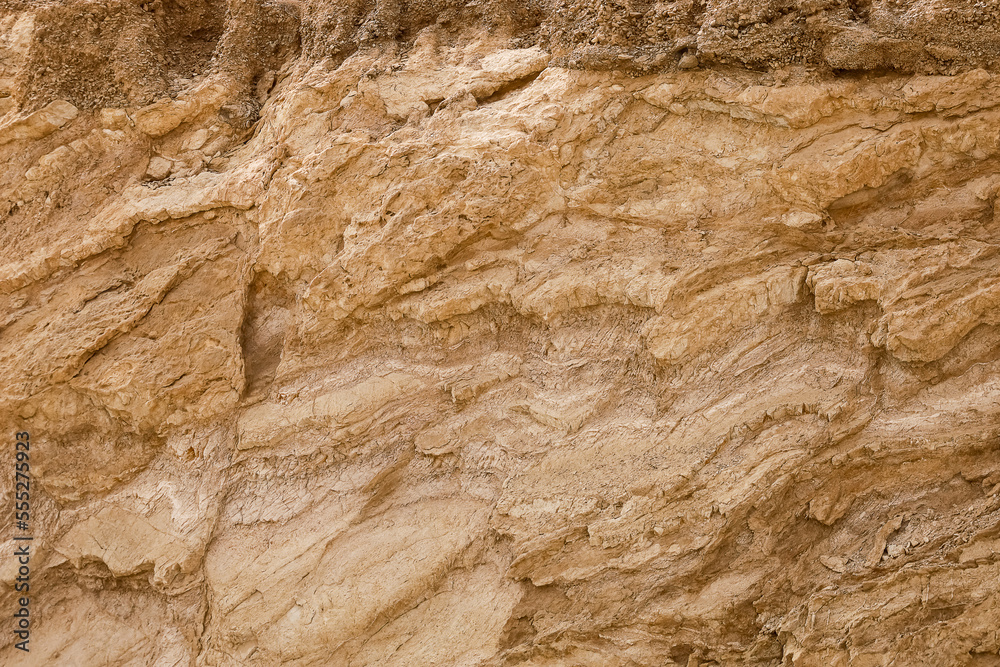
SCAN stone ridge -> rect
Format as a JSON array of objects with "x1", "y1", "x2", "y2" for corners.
[{"x1": 1, "y1": 2, "x2": 1000, "y2": 667}]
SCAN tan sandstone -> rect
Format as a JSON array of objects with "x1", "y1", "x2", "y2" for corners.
[{"x1": 1, "y1": 1, "x2": 1000, "y2": 666}]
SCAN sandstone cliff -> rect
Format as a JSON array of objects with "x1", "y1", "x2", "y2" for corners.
[{"x1": 2, "y1": 1, "x2": 1000, "y2": 665}]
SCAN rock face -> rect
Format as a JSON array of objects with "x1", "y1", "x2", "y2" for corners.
[{"x1": 2, "y1": 2, "x2": 1000, "y2": 666}]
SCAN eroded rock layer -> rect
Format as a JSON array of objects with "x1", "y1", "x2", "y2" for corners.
[{"x1": 1, "y1": 1, "x2": 1000, "y2": 666}]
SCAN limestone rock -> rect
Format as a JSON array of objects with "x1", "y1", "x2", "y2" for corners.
[{"x1": 2, "y1": 2, "x2": 1000, "y2": 667}]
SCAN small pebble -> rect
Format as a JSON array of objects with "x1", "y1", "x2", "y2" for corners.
[{"x1": 679, "y1": 53, "x2": 699, "y2": 70}]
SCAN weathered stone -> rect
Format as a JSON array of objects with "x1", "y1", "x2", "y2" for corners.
[{"x1": 2, "y1": 3, "x2": 1000, "y2": 666}]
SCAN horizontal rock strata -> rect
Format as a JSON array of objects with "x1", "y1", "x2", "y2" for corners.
[{"x1": 1, "y1": 1, "x2": 1000, "y2": 666}]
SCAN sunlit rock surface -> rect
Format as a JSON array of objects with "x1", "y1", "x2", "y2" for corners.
[{"x1": 2, "y1": 1, "x2": 1000, "y2": 665}]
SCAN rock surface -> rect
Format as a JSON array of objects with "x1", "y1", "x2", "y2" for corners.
[{"x1": 2, "y1": 1, "x2": 1000, "y2": 666}]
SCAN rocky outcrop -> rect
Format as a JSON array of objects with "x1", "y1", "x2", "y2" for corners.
[{"x1": 2, "y1": 2, "x2": 1000, "y2": 666}]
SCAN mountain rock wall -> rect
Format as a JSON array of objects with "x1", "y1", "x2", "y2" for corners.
[{"x1": 1, "y1": 1, "x2": 1000, "y2": 665}]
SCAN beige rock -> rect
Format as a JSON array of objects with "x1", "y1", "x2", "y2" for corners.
[
  {"x1": 0, "y1": 99, "x2": 77, "y2": 145},
  {"x1": 3, "y1": 3, "x2": 1000, "y2": 667},
  {"x1": 145, "y1": 155, "x2": 172, "y2": 180}
]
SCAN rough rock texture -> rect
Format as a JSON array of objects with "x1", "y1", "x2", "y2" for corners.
[{"x1": 2, "y1": 1, "x2": 1000, "y2": 666}]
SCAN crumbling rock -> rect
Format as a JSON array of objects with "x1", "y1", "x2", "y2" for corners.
[{"x1": 2, "y1": 1, "x2": 1000, "y2": 666}]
